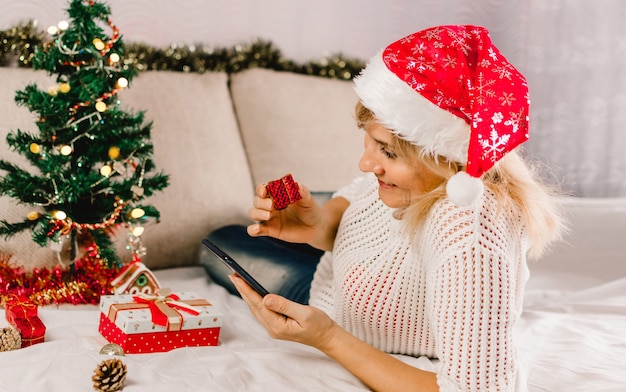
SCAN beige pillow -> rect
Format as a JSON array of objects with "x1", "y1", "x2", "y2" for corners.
[
  {"x1": 117, "y1": 71, "x2": 253, "y2": 269},
  {"x1": 0, "y1": 68, "x2": 60, "y2": 270},
  {"x1": 230, "y1": 68, "x2": 364, "y2": 192}
]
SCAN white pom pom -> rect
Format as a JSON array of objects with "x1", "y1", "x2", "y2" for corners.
[{"x1": 445, "y1": 171, "x2": 484, "y2": 206}]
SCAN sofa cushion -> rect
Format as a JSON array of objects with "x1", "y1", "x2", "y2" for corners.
[
  {"x1": 117, "y1": 71, "x2": 254, "y2": 269},
  {"x1": 230, "y1": 68, "x2": 364, "y2": 192},
  {"x1": 0, "y1": 68, "x2": 60, "y2": 270}
]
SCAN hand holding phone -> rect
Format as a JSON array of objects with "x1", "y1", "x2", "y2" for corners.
[{"x1": 201, "y1": 239, "x2": 270, "y2": 297}]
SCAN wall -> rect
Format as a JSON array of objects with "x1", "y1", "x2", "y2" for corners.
[
  {"x1": 0, "y1": 0, "x2": 527, "y2": 63},
  {"x1": 1, "y1": 0, "x2": 624, "y2": 197}
]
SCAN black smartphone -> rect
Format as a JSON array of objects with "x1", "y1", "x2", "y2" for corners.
[{"x1": 201, "y1": 238, "x2": 270, "y2": 297}]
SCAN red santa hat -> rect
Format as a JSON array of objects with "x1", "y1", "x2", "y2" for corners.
[{"x1": 353, "y1": 25, "x2": 529, "y2": 206}]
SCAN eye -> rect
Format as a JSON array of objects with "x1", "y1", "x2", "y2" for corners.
[{"x1": 380, "y1": 146, "x2": 397, "y2": 159}]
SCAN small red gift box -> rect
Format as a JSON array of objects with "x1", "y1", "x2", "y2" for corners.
[
  {"x1": 98, "y1": 289, "x2": 222, "y2": 354},
  {"x1": 11, "y1": 318, "x2": 46, "y2": 347},
  {"x1": 5, "y1": 296, "x2": 46, "y2": 347},
  {"x1": 266, "y1": 173, "x2": 302, "y2": 210}
]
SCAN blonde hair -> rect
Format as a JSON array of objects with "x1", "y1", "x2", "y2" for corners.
[{"x1": 355, "y1": 101, "x2": 566, "y2": 260}]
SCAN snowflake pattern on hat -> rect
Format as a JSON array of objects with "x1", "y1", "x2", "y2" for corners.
[{"x1": 381, "y1": 25, "x2": 530, "y2": 179}]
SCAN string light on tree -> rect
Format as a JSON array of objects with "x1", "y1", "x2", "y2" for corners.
[
  {"x1": 57, "y1": 20, "x2": 69, "y2": 31},
  {"x1": 129, "y1": 208, "x2": 145, "y2": 219},
  {"x1": 116, "y1": 77, "x2": 128, "y2": 88},
  {"x1": 95, "y1": 101, "x2": 107, "y2": 112},
  {"x1": 52, "y1": 210, "x2": 67, "y2": 220},
  {"x1": 59, "y1": 145, "x2": 73, "y2": 156},
  {"x1": 100, "y1": 164, "x2": 113, "y2": 177},
  {"x1": 59, "y1": 83, "x2": 71, "y2": 93},
  {"x1": 131, "y1": 226, "x2": 144, "y2": 237},
  {"x1": 93, "y1": 38, "x2": 105, "y2": 51},
  {"x1": 108, "y1": 146, "x2": 120, "y2": 159}
]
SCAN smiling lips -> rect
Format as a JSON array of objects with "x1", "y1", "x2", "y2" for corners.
[{"x1": 377, "y1": 178, "x2": 396, "y2": 189}]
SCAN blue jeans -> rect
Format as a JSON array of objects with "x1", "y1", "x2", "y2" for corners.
[{"x1": 200, "y1": 225, "x2": 323, "y2": 304}]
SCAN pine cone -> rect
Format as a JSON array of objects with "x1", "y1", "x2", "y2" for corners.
[
  {"x1": 0, "y1": 326, "x2": 22, "y2": 351},
  {"x1": 92, "y1": 358, "x2": 127, "y2": 392}
]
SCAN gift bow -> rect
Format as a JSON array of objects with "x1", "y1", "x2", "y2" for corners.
[
  {"x1": 5, "y1": 294, "x2": 39, "y2": 322},
  {"x1": 132, "y1": 288, "x2": 200, "y2": 331},
  {"x1": 4, "y1": 295, "x2": 46, "y2": 346}
]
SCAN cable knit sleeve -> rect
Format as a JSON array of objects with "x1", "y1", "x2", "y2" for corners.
[{"x1": 424, "y1": 198, "x2": 523, "y2": 392}]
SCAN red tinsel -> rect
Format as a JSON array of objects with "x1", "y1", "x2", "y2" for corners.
[{"x1": 0, "y1": 252, "x2": 122, "y2": 306}]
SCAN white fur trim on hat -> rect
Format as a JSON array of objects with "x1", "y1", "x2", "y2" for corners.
[{"x1": 353, "y1": 51, "x2": 470, "y2": 163}]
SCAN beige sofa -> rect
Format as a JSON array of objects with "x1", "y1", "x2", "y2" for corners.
[
  {"x1": 1, "y1": 66, "x2": 625, "y2": 290},
  {"x1": 0, "y1": 67, "x2": 363, "y2": 272}
]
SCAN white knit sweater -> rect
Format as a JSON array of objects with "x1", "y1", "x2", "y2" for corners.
[{"x1": 309, "y1": 174, "x2": 529, "y2": 392}]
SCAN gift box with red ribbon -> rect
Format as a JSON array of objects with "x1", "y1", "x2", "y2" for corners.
[
  {"x1": 5, "y1": 296, "x2": 46, "y2": 347},
  {"x1": 97, "y1": 288, "x2": 222, "y2": 354}
]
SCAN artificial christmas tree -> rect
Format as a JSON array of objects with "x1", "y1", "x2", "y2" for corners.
[{"x1": 0, "y1": 0, "x2": 168, "y2": 303}]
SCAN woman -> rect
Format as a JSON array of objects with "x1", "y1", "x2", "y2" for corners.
[{"x1": 230, "y1": 25, "x2": 565, "y2": 392}]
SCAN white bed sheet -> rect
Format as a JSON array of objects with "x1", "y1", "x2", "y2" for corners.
[{"x1": 0, "y1": 266, "x2": 625, "y2": 392}]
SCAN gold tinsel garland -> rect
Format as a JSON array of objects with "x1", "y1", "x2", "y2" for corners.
[{"x1": 1, "y1": 21, "x2": 365, "y2": 80}]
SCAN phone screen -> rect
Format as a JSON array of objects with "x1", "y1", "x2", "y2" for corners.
[{"x1": 201, "y1": 239, "x2": 270, "y2": 297}]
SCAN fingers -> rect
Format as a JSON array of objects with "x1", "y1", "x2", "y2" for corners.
[
  {"x1": 231, "y1": 275, "x2": 336, "y2": 347},
  {"x1": 246, "y1": 223, "x2": 261, "y2": 236},
  {"x1": 229, "y1": 274, "x2": 264, "y2": 311},
  {"x1": 230, "y1": 274, "x2": 290, "y2": 318},
  {"x1": 294, "y1": 183, "x2": 317, "y2": 210},
  {"x1": 248, "y1": 205, "x2": 272, "y2": 223},
  {"x1": 229, "y1": 275, "x2": 289, "y2": 335},
  {"x1": 248, "y1": 182, "x2": 281, "y2": 238},
  {"x1": 246, "y1": 222, "x2": 274, "y2": 237},
  {"x1": 253, "y1": 192, "x2": 273, "y2": 211},
  {"x1": 247, "y1": 181, "x2": 316, "y2": 239},
  {"x1": 256, "y1": 182, "x2": 269, "y2": 198},
  {"x1": 297, "y1": 183, "x2": 309, "y2": 200},
  {"x1": 248, "y1": 183, "x2": 274, "y2": 223},
  {"x1": 262, "y1": 294, "x2": 300, "y2": 319}
]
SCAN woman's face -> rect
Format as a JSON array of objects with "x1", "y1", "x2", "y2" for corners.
[{"x1": 358, "y1": 121, "x2": 440, "y2": 208}]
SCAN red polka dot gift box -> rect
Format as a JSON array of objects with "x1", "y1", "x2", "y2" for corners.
[{"x1": 98, "y1": 288, "x2": 222, "y2": 354}]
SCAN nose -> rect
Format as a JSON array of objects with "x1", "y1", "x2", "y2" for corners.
[{"x1": 358, "y1": 135, "x2": 383, "y2": 174}]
